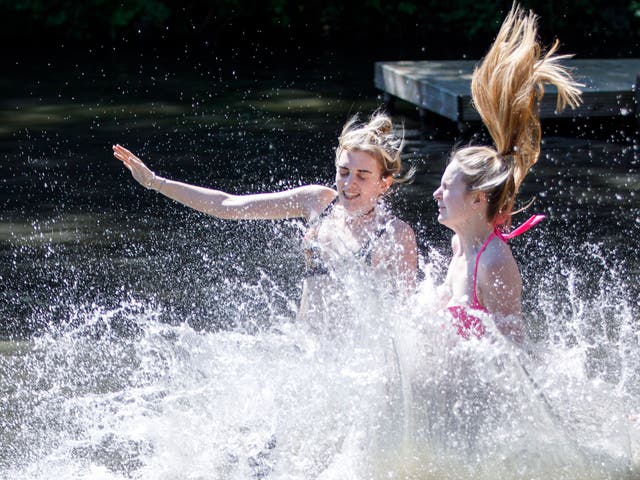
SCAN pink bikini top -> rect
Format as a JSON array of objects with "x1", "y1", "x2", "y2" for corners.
[{"x1": 447, "y1": 214, "x2": 545, "y2": 339}]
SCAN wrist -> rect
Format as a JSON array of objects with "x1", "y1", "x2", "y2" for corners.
[
  {"x1": 145, "y1": 172, "x2": 157, "y2": 190},
  {"x1": 146, "y1": 173, "x2": 166, "y2": 191},
  {"x1": 155, "y1": 177, "x2": 167, "y2": 193}
]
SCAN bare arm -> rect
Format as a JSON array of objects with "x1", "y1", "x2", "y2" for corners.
[
  {"x1": 377, "y1": 219, "x2": 418, "y2": 292},
  {"x1": 477, "y1": 252, "x2": 524, "y2": 342},
  {"x1": 395, "y1": 222, "x2": 418, "y2": 291},
  {"x1": 113, "y1": 144, "x2": 336, "y2": 220}
]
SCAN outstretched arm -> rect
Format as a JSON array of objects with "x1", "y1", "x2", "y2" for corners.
[{"x1": 113, "y1": 144, "x2": 336, "y2": 220}]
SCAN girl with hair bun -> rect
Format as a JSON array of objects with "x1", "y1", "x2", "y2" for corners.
[
  {"x1": 433, "y1": 5, "x2": 582, "y2": 342},
  {"x1": 113, "y1": 111, "x2": 417, "y2": 325}
]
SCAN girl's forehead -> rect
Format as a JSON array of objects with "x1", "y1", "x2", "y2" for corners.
[
  {"x1": 336, "y1": 149, "x2": 379, "y2": 169},
  {"x1": 442, "y1": 161, "x2": 462, "y2": 180}
]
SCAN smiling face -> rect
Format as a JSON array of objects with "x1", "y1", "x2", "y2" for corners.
[
  {"x1": 335, "y1": 149, "x2": 391, "y2": 215},
  {"x1": 433, "y1": 160, "x2": 478, "y2": 230}
]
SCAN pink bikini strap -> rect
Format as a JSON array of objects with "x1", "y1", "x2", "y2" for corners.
[
  {"x1": 471, "y1": 230, "x2": 498, "y2": 308},
  {"x1": 471, "y1": 214, "x2": 546, "y2": 308},
  {"x1": 501, "y1": 214, "x2": 546, "y2": 240}
]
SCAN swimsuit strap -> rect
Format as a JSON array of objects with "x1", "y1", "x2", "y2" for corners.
[
  {"x1": 357, "y1": 224, "x2": 388, "y2": 266},
  {"x1": 500, "y1": 214, "x2": 546, "y2": 240},
  {"x1": 304, "y1": 195, "x2": 339, "y2": 244},
  {"x1": 302, "y1": 196, "x2": 339, "y2": 278},
  {"x1": 471, "y1": 231, "x2": 498, "y2": 308},
  {"x1": 312, "y1": 196, "x2": 339, "y2": 226},
  {"x1": 471, "y1": 214, "x2": 546, "y2": 308}
]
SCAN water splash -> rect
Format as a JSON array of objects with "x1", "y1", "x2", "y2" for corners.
[{"x1": 1, "y1": 239, "x2": 640, "y2": 479}]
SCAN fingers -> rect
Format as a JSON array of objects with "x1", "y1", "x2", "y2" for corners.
[
  {"x1": 112, "y1": 144, "x2": 145, "y2": 170},
  {"x1": 112, "y1": 144, "x2": 130, "y2": 157},
  {"x1": 112, "y1": 144, "x2": 130, "y2": 164},
  {"x1": 112, "y1": 144, "x2": 155, "y2": 191},
  {"x1": 112, "y1": 144, "x2": 135, "y2": 162}
]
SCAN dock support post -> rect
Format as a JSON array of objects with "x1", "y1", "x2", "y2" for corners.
[
  {"x1": 456, "y1": 121, "x2": 471, "y2": 141},
  {"x1": 382, "y1": 93, "x2": 395, "y2": 113},
  {"x1": 635, "y1": 74, "x2": 639, "y2": 161},
  {"x1": 636, "y1": 74, "x2": 640, "y2": 131},
  {"x1": 419, "y1": 108, "x2": 427, "y2": 131}
]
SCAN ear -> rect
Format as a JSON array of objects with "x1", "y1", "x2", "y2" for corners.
[
  {"x1": 380, "y1": 175, "x2": 393, "y2": 193},
  {"x1": 471, "y1": 191, "x2": 487, "y2": 209}
]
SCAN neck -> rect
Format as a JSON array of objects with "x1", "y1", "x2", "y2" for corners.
[
  {"x1": 454, "y1": 221, "x2": 495, "y2": 256},
  {"x1": 345, "y1": 203, "x2": 376, "y2": 219},
  {"x1": 341, "y1": 204, "x2": 380, "y2": 233}
]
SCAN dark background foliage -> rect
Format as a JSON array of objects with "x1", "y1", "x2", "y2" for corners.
[{"x1": 1, "y1": 0, "x2": 638, "y2": 59}]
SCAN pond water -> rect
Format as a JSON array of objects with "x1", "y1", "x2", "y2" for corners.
[{"x1": 1, "y1": 50, "x2": 639, "y2": 479}]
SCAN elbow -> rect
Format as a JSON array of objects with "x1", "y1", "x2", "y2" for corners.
[{"x1": 205, "y1": 194, "x2": 244, "y2": 220}]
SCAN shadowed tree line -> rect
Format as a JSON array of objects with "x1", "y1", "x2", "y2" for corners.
[{"x1": 1, "y1": 0, "x2": 639, "y2": 58}]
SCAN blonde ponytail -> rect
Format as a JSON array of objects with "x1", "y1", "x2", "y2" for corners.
[{"x1": 455, "y1": 4, "x2": 582, "y2": 227}]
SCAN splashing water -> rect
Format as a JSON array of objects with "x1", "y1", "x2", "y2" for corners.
[
  {"x1": 0, "y1": 266, "x2": 402, "y2": 480},
  {"x1": 2, "y1": 54, "x2": 640, "y2": 480},
  {"x1": 1, "y1": 236, "x2": 639, "y2": 480}
]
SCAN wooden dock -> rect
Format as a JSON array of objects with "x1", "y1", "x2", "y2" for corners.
[{"x1": 374, "y1": 59, "x2": 640, "y2": 125}]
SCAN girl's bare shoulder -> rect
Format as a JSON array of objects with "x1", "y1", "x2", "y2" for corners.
[
  {"x1": 384, "y1": 216, "x2": 417, "y2": 243},
  {"x1": 478, "y1": 237, "x2": 519, "y2": 278}
]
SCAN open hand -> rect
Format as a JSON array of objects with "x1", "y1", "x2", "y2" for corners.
[{"x1": 112, "y1": 144, "x2": 157, "y2": 189}]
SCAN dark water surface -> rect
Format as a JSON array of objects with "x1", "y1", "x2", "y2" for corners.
[
  {"x1": 2, "y1": 50, "x2": 640, "y2": 480},
  {"x1": 1, "y1": 51, "x2": 639, "y2": 337}
]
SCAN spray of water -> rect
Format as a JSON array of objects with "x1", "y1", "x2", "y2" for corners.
[{"x1": 1, "y1": 231, "x2": 639, "y2": 479}]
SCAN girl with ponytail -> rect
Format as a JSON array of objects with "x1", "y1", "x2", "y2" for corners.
[
  {"x1": 113, "y1": 112, "x2": 417, "y2": 325},
  {"x1": 433, "y1": 5, "x2": 582, "y2": 342}
]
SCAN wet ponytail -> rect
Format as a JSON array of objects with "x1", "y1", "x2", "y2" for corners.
[
  {"x1": 455, "y1": 4, "x2": 582, "y2": 227},
  {"x1": 337, "y1": 111, "x2": 415, "y2": 186}
]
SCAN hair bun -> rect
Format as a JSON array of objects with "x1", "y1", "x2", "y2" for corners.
[
  {"x1": 337, "y1": 110, "x2": 413, "y2": 186},
  {"x1": 367, "y1": 113, "x2": 393, "y2": 136}
]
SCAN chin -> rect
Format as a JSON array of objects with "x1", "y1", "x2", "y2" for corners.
[
  {"x1": 438, "y1": 217, "x2": 455, "y2": 230},
  {"x1": 344, "y1": 205, "x2": 364, "y2": 215}
]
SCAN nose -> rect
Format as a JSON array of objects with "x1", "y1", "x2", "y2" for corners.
[
  {"x1": 342, "y1": 172, "x2": 355, "y2": 188},
  {"x1": 433, "y1": 186, "x2": 442, "y2": 200}
]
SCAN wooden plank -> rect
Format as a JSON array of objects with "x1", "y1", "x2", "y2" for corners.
[
  {"x1": 374, "y1": 59, "x2": 640, "y2": 122},
  {"x1": 374, "y1": 60, "x2": 474, "y2": 120}
]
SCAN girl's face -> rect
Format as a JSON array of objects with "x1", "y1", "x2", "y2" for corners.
[
  {"x1": 433, "y1": 161, "x2": 477, "y2": 229},
  {"x1": 335, "y1": 150, "x2": 391, "y2": 215}
]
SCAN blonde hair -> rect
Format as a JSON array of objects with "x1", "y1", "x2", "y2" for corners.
[
  {"x1": 336, "y1": 111, "x2": 414, "y2": 186},
  {"x1": 454, "y1": 4, "x2": 582, "y2": 228}
]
